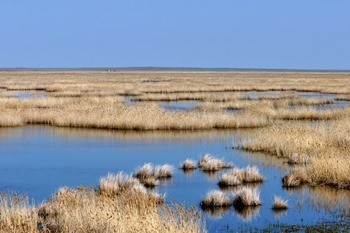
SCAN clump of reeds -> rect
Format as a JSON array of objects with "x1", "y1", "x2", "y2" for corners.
[
  {"x1": 198, "y1": 154, "x2": 233, "y2": 171},
  {"x1": 98, "y1": 172, "x2": 153, "y2": 198},
  {"x1": 200, "y1": 190, "x2": 233, "y2": 208},
  {"x1": 218, "y1": 166, "x2": 264, "y2": 187},
  {"x1": 153, "y1": 164, "x2": 175, "y2": 178},
  {"x1": 179, "y1": 159, "x2": 196, "y2": 170},
  {"x1": 134, "y1": 163, "x2": 174, "y2": 187},
  {"x1": 272, "y1": 196, "x2": 288, "y2": 210},
  {"x1": 218, "y1": 173, "x2": 242, "y2": 187},
  {"x1": 282, "y1": 169, "x2": 309, "y2": 187},
  {"x1": 233, "y1": 188, "x2": 261, "y2": 208},
  {"x1": 135, "y1": 163, "x2": 175, "y2": 179},
  {"x1": 288, "y1": 153, "x2": 309, "y2": 165},
  {"x1": 244, "y1": 166, "x2": 265, "y2": 183}
]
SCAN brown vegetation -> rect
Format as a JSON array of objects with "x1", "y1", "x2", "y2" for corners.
[{"x1": 0, "y1": 185, "x2": 203, "y2": 233}]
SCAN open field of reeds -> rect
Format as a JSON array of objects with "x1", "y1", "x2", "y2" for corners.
[{"x1": 0, "y1": 71, "x2": 350, "y2": 130}]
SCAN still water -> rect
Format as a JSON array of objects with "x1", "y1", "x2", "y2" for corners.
[{"x1": 0, "y1": 127, "x2": 349, "y2": 232}]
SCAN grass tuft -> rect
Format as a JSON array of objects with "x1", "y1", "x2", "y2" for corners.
[
  {"x1": 198, "y1": 154, "x2": 233, "y2": 171},
  {"x1": 272, "y1": 196, "x2": 288, "y2": 210},
  {"x1": 179, "y1": 159, "x2": 197, "y2": 170},
  {"x1": 200, "y1": 190, "x2": 233, "y2": 208},
  {"x1": 233, "y1": 188, "x2": 261, "y2": 208}
]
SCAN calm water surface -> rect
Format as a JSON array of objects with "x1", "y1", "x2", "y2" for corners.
[{"x1": 0, "y1": 127, "x2": 349, "y2": 232}]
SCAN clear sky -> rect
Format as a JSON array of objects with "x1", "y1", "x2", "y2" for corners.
[{"x1": 1, "y1": 1, "x2": 349, "y2": 70}]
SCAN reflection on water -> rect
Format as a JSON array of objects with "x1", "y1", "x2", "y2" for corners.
[
  {"x1": 308, "y1": 186, "x2": 350, "y2": 214},
  {"x1": 234, "y1": 206, "x2": 260, "y2": 222},
  {"x1": 273, "y1": 209, "x2": 288, "y2": 220},
  {"x1": 0, "y1": 126, "x2": 349, "y2": 232},
  {"x1": 202, "y1": 206, "x2": 231, "y2": 220}
]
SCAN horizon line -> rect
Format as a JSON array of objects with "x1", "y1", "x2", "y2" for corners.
[{"x1": 0, "y1": 66, "x2": 350, "y2": 73}]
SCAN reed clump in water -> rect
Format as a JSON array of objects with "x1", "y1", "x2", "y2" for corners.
[
  {"x1": 200, "y1": 190, "x2": 232, "y2": 208},
  {"x1": 180, "y1": 159, "x2": 197, "y2": 170},
  {"x1": 233, "y1": 188, "x2": 261, "y2": 208},
  {"x1": 218, "y1": 166, "x2": 264, "y2": 187},
  {"x1": 134, "y1": 163, "x2": 175, "y2": 187},
  {"x1": 197, "y1": 154, "x2": 233, "y2": 171},
  {"x1": 282, "y1": 169, "x2": 310, "y2": 188},
  {"x1": 272, "y1": 196, "x2": 288, "y2": 210}
]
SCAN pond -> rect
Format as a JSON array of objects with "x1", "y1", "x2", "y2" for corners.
[{"x1": 0, "y1": 126, "x2": 349, "y2": 232}]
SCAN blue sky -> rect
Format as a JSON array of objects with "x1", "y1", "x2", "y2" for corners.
[{"x1": 1, "y1": 1, "x2": 349, "y2": 69}]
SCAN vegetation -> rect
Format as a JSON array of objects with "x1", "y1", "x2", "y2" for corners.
[
  {"x1": 218, "y1": 166, "x2": 264, "y2": 187},
  {"x1": 197, "y1": 154, "x2": 233, "y2": 171},
  {"x1": 0, "y1": 183, "x2": 204, "y2": 233},
  {"x1": 272, "y1": 196, "x2": 288, "y2": 210}
]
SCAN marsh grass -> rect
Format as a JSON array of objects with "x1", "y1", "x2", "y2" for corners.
[
  {"x1": 198, "y1": 154, "x2": 233, "y2": 171},
  {"x1": 200, "y1": 190, "x2": 232, "y2": 208},
  {"x1": 180, "y1": 159, "x2": 197, "y2": 170},
  {"x1": 233, "y1": 188, "x2": 261, "y2": 208},
  {"x1": 218, "y1": 166, "x2": 264, "y2": 187},
  {"x1": 287, "y1": 153, "x2": 310, "y2": 165},
  {"x1": 272, "y1": 196, "x2": 288, "y2": 210},
  {"x1": 282, "y1": 169, "x2": 310, "y2": 188},
  {"x1": 1, "y1": 178, "x2": 204, "y2": 233}
]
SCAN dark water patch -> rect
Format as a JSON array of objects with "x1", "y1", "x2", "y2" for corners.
[
  {"x1": 0, "y1": 90, "x2": 46, "y2": 99},
  {"x1": 160, "y1": 101, "x2": 198, "y2": 111},
  {"x1": 296, "y1": 92, "x2": 336, "y2": 100},
  {"x1": 0, "y1": 126, "x2": 349, "y2": 232}
]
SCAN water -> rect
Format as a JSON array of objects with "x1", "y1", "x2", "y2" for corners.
[
  {"x1": 160, "y1": 101, "x2": 198, "y2": 111},
  {"x1": 0, "y1": 90, "x2": 46, "y2": 99},
  {"x1": 0, "y1": 126, "x2": 349, "y2": 232}
]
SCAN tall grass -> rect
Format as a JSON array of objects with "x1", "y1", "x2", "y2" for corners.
[{"x1": 0, "y1": 184, "x2": 204, "y2": 233}]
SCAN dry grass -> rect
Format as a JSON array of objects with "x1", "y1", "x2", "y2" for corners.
[
  {"x1": 272, "y1": 196, "x2": 288, "y2": 210},
  {"x1": 135, "y1": 163, "x2": 174, "y2": 180},
  {"x1": 180, "y1": 159, "x2": 197, "y2": 170},
  {"x1": 218, "y1": 166, "x2": 264, "y2": 187},
  {"x1": 197, "y1": 154, "x2": 233, "y2": 171},
  {"x1": 1, "y1": 71, "x2": 350, "y2": 131},
  {"x1": 200, "y1": 190, "x2": 232, "y2": 208},
  {"x1": 0, "y1": 188, "x2": 204, "y2": 233},
  {"x1": 0, "y1": 170, "x2": 204, "y2": 233},
  {"x1": 236, "y1": 117, "x2": 350, "y2": 189},
  {"x1": 233, "y1": 188, "x2": 261, "y2": 208},
  {"x1": 287, "y1": 153, "x2": 310, "y2": 165},
  {"x1": 282, "y1": 169, "x2": 310, "y2": 187}
]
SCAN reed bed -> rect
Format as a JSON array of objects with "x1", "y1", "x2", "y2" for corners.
[
  {"x1": 236, "y1": 116, "x2": 350, "y2": 189},
  {"x1": 0, "y1": 189, "x2": 204, "y2": 233},
  {"x1": 0, "y1": 97, "x2": 270, "y2": 130}
]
